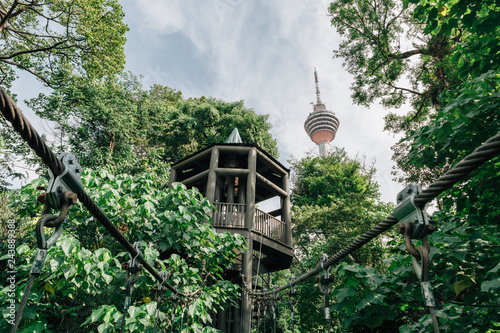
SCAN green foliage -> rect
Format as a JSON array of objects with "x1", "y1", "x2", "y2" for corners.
[
  {"x1": 0, "y1": 0, "x2": 128, "y2": 88},
  {"x1": 329, "y1": 0, "x2": 500, "y2": 184},
  {"x1": 167, "y1": 96, "x2": 278, "y2": 162},
  {"x1": 405, "y1": 71, "x2": 500, "y2": 170},
  {"x1": 0, "y1": 0, "x2": 128, "y2": 188},
  {"x1": 408, "y1": 0, "x2": 500, "y2": 80},
  {"x1": 291, "y1": 148, "x2": 392, "y2": 249},
  {"x1": 1, "y1": 172, "x2": 245, "y2": 332},
  {"x1": 23, "y1": 74, "x2": 278, "y2": 182},
  {"x1": 287, "y1": 148, "x2": 393, "y2": 332},
  {"x1": 329, "y1": 0, "x2": 459, "y2": 122},
  {"x1": 326, "y1": 0, "x2": 500, "y2": 330}
]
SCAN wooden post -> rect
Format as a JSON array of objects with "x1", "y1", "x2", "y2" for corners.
[
  {"x1": 242, "y1": 147, "x2": 256, "y2": 333},
  {"x1": 282, "y1": 172, "x2": 292, "y2": 246},
  {"x1": 206, "y1": 147, "x2": 219, "y2": 202},
  {"x1": 217, "y1": 308, "x2": 227, "y2": 333},
  {"x1": 168, "y1": 167, "x2": 177, "y2": 187}
]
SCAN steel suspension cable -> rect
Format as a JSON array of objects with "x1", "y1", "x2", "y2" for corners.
[
  {"x1": 253, "y1": 131, "x2": 500, "y2": 296},
  {"x1": 0, "y1": 88, "x2": 199, "y2": 298},
  {"x1": 2, "y1": 87, "x2": 500, "y2": 318}
]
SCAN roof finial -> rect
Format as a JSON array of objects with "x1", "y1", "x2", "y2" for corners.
[{"x1": 314, "y1": 66, "x2": 322, "y2": 105}]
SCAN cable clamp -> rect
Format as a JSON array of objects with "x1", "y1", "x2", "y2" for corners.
[
  {"x1": 46, "y1": 152, "x2": 83, "y2": 209},
  {"x1": 421, "y1": 281, "x2": 436, "y2": 307},
  {"x1": 130, "y1": 242, "x2": 144, "y2": 273},
  {"x1": 393, "y1": 184, "x2": 430, "y2": 239}
]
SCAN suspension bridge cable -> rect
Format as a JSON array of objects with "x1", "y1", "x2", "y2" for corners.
[
  {"x1": 252, "y1": 131, "x2": 500, "y2": 296},
  {"x1": 2, "y1": 86, "x2": 500, "y2": 317},
  {"x1": 0, "y1": 88, "x2": 199, "y2": 298}
]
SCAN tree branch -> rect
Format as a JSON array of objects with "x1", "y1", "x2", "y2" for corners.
[
  {"x1": 0, "y1": 0, "x2": 19, "y2": 33},
  {"x1": 0, "y1": 58, "x2": 50, "y2": 85},
  {"x1": 396, "y1": 49, "x2": 428, "y2": 59},
  {"x1": 389, "y1": 84, "x2": 424, "y2": 96},
  {"x1": 0, "y1": 39, "x2": 69, "y2": 60},
  {"x1": 5, "y1": 26, "x2": 61, "y2": 40}
]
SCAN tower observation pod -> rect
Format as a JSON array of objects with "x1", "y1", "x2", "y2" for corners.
[{"x1": 304, "y1": 67, "x2": 340, "y2": 156}]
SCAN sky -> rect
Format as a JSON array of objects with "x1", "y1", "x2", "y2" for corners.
[{"x1": 10, "y1": 0, "x2": 406, "y2": 204}]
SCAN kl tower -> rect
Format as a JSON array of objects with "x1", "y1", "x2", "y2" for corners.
[{"x1": 304, "y1": 67, "x2": 340, "y2": 156}]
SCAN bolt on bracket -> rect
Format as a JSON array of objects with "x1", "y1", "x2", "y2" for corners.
[{"x1": 46, "y1": 152, "x2": 83, "y2": 209}]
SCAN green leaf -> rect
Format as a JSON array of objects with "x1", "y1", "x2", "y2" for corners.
[
  {"x1": 486, "y1": 263, "x2": 500, "y2": 277},
  {"x1": 481, "y1": 277, "x2": 500, "y2": 293},
  {"x1": 335, "y1": 287, "x2": 356, "y2": 301},
  {"x1": 60, "y1": 237, "x2": 77, "y2": 256},
  {"x1": 91, "y1": 306, "x2": 107, "y2": 323},
  {"x1": 454, "y1": 279, "x2": 473, "y2": 296},
  {"x1": 97, "y1": 322, "x2": 114, "y2": 333},
  {"x1": 44, "y1": 282, "x2": 55, "y2": 295}
]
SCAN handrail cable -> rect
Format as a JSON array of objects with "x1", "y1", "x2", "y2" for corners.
[
  {"x1": 2, "y1": 87, "x2": 500, "y2": 304},
  {"x1": 0, "y1": 88, "x2": 199, "y2": 298},
  {"x1": 251, "y1": 131, "x2": 500, "y2": 296}
]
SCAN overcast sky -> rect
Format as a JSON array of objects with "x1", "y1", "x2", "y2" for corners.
[{"x1": 11, "y1": 0, "x2": 406, "y2": 204}]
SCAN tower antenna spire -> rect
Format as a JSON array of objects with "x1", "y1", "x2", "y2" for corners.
[{"x1": 314, "y1": 66, "x2": 322, "y2": 104}]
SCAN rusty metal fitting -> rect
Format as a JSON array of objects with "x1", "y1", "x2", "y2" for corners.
[
  {"x1": 398, "y1": 221, "x2": 435, "y2": 236},
  {"x1": 67, "y1": 192, "x2": 78, "y2": 205},
  {"x1": 396, "y1": 222, "x2": 407, "y2": 235},
  {"x1": 37, "y1": 192, "x2": 47, "y2": 204}
]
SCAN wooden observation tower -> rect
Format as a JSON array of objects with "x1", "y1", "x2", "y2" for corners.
[{"x1": 168, "y1": 128, "x2": 293, "y2": 332}]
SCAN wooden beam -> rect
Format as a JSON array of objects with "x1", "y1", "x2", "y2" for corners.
[
  {"x1": 216, "y1": 145, "x2": 252, "y2": 153},
  {"x1": 256, "y1": 149, "x2": 287, "y2": 175},
  {"x1": 173, "y1": 148, "x2": 212, "y2": 170},
  {"x1": 256, "y1": 173, "x2": 287, "y2": 197},
  {"x1": 182, "y1": 169, "x2": 209, "y2": 186},
  {"x1": 267, "y1": 208, "x2": 282, "y2": 217},
  {"x1": 206, "y1": 148, "x2": 219, "y2": 202},
  {"x1": 214, "y1": 168, "x2": 250, "y2": 176}
]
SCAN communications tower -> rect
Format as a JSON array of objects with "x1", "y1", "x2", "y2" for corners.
[{"x1": 304, "y1": 68, "x2": 340, "y2": 155}]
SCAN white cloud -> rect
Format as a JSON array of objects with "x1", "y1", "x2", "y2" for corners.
[{"x1": 126, "y1": 0, "x2": 404, "y2": 203}]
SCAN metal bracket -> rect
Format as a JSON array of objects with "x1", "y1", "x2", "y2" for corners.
[
  {"x1": 123, "y1": 242, "x2": 143, "y2": 311},
  {"x1": 154, "y1": 272, "x2": 168, "y2": 321},
  {"x1": 36, "y1": 215, "x2": 64, "y2": 249},
  {"x1": 271, "y1": 287, "x2": 278, "y2": 320},
  {"x1": 30, "y1": 249, "x2": 47, "y2": 274},
  {"x1": 393, "y1": 184, "x2": 429, "y2": 239},
  {"x1": 46, "y1": 152, "x2": 83, "y2": 209},
  {"x1": 129, "y1": 242, "x2": 144, "y2": 273},
  {"x1": 421, "y1": 281, "x2": 436, "y2": 307}
]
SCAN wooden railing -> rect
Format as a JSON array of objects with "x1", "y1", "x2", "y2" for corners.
[
  {"x1": 213, "y1": 203, "x2": 287, "y2": 244},
  {"x1": 213, "y1": 202, "x2": 246, "y2": 228},
  {"x1": 254, "y1": 208, "x2": 286, "y2": 244}
]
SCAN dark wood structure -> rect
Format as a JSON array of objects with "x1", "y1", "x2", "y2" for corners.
[{"x1": 169, "y1": 141, "x2": 293, "y2": 332}]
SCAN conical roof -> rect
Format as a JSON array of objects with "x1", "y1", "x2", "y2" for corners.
[{"x1": 225, "y1": 128, "x2": 243, "y2": 143}]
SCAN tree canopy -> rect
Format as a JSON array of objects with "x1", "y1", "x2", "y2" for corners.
[
  {"x1": 0, "y1": 0, "x2": 128, "y2": 88},
  {"x1": 325, "y1": 0, "x2": 500, "y2": 331},
  {"x1": 0, "y1": 73, "x2": 279, "y2": 187},
  {"x1": 285, "y1": 149, "x2": 393, "y2": 332},
  {"x1": 329, "y1": 0, "x2": 500, "y2": 184}
]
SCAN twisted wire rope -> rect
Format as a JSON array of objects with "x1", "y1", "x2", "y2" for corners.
[
  {"x1": 2, "y1": 87, "x2": 499, "y2": 304},
  {"x1": 1, "y1": 88, "x2": 200, "y2": 298},
  {"x1": 253, "y1": 131, "x2": 500, "y2": 296}
]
